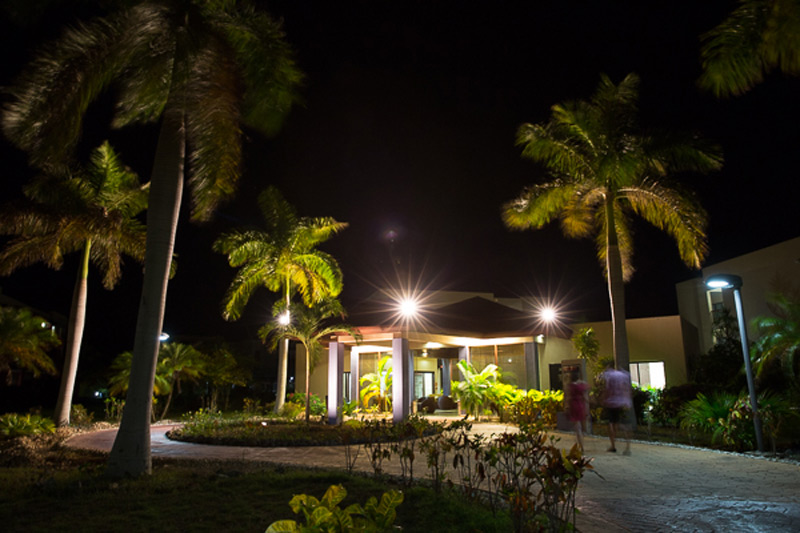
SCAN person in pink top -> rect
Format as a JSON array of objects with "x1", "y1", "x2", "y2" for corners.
[
  {"x1": 601, "y1": 363, "x2": 632, "y2": 454},
  {"x1": 566, "y1": 371, "x2": 589, "y2": 452}
]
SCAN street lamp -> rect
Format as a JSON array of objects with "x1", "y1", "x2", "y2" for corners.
[
  {"x1": 278, "y1": 310, "x2": 291, "y2": 326},
  {"x1": 159, "y1": 332, "x2": 170, "y2": 342},
  {"x1": 704, "y1": 274, "x2": 764, "y2": 452}
]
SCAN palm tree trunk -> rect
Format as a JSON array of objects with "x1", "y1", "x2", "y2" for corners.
[
  {"x1": 159, "y1": 378, "x2": 176, "y2": 422},
  {"x1": 107, "y1": 111, "x2": 185, "y2": 478},
  {"x1": 305, "y1": 349, "x2": 311, "y2": 423},
  {"x1": 605, "y1": 195, "x2": 630, "y2": 371},
  {"x1": 274, "y1": 281, "x2": 291, "y2": 413},
  {"x1": 53, "y1": 239, "x2": 91, "y2": 427}
]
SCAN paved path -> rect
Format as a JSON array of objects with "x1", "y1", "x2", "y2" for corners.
[{"x1": 66, "y1": 424, "x2": 800, "y2": 532}]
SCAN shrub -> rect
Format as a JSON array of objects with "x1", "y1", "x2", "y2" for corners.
[
  {"x1": 286, "y1": 392, "x2": 326, "y2": 416},
  {"x1": 0, "y1": 413, "x2": 56, "y2": 439},
  {"x1": 650, "y1": 384, "x2": 704, "y2": 427},
  {"x1": 70, "y1": 404, "x2": 94, "y2": 427},
  {"x1": 266, "y1": 484, "x2": 403, "y2": 533}
]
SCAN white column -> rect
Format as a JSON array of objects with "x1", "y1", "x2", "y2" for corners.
[
  {"x1": 327, "y1": 341, "x2": 344, "y2": 425},
  {"x1": 392, "y1": 337, "x2": 410, "y2": 424},
  {"x1": 349, "y1": 349, "x2": 360, "y2": 407}
]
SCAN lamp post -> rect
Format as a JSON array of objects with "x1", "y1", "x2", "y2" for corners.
[{"x1": 705, "y1": 274, "x2": 764, "y2": 452}]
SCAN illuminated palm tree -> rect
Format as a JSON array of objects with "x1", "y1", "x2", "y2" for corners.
[
  {"x1": 0, "y1": 142, "x2": 147, "y2": 426},
  {"x1": 503, "y1": 73, "x2": 722, "y2": 371},
  {"x1": 2, "y1": 0, "x2": 301, "y2": 476},
  {"x1": 0, "y1": 306, "x2": 60, "y2": 383},
  {"x1": 699, "y1": 0, "x2": 800, "y2": 97},
  {"x1": 260, "y1": 298, "x2": 360, "y2": 423},
  {"x1": 214, "y1": 186, "x2": 347, "y2": 413}
]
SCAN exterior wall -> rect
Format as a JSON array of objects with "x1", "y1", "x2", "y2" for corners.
[
  {"x1": 295, "y1": 345, "x2": 352, "y2": 403},
  {"x1": 574, "y1": 316, "x2": 688, "y2": 386},
  {"x1": 535, "y1": 335, "x2": 576, "y2": 390},
  {"x1": 677, "y1": 237, "x2": 800, "y2": 356}
]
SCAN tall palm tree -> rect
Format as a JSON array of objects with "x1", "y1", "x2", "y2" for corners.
[
  {"x1": 214, "y1": 186, "x2": 347, "y2": 413},
  {"x1": 503, "y1": 73, "x2": 722, "y2": 371},
  {"x1": 260, "y1": 298, "x2": 360, "y2": 423},
  {"x1": 0, "y1": 141, "x2": 147, "y2": 426},
  {"x1": 699, "y1": 0, "x2": 800, "y2": 97},
  {"x1": 0, "y1": 306, "x2": 60, "y2": 384},
  {"x1": 2, "y1": 1, "x2": 300, "y2": 476}
]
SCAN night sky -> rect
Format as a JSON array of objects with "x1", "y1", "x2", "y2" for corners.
[{"x1": 1, "y1": 1, "x2": 799, "y2": 364}]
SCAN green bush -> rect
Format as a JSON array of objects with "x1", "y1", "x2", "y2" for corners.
[
  {"x1": 0, "y1": 413, "x2": 56, "y2": 438},
  {"x1": 650, "y1": 384, "x2": 704, "y2": 426},
  {"x1": 69, "y1": 404, "x2": 94, "y2": 427},
  {"x1": 286, "y1": 392, "x2": 326, "y2": 416},
  {"x1": 266, "y1": 484, "x2": 403, "y2": 532}
]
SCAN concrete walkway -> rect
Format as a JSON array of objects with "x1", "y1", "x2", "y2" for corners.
[{"x1": 66, "y1": 424, "x2": 800, "y2": 532}]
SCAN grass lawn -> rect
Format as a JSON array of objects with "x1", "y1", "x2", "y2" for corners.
[{"x1": 0, "y1": 435, "x2": 512, "y2": 533}]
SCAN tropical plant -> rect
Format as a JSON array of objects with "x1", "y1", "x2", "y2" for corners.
[
  {"x1": 107, "y1": 350, "x2": 171, "y2": 420},
  {"x1": 451, "y1": 359, "x2": 501, "y2": 419},
  {"x1": 751, "y1": 291, "x2": 800, "y2": 379},
  {"x1": 678, "y1": 392, "x2": 737, "y2": 444},
  {"x1": 265, "y1": 484, "x2": 403, "y2": 533},
  {"x1": 200, "y1": 343, "x2": 249, "y2": 412},
  {"x1": 156, "y1": 342, "x2": 206, "y2": 421},
  {"x1": 0, "y1": 306, "x2": 60, "y2": 383},
  {"x1": 360, "y1": 356, "x2": 394, "y2": 412},
  {"x1": 260, "y1": 298, "x2": 360, "y2": 422},
  {"x1": 0, "y1": 413, "x2": 56, "y2": 439},
  {"x1": 699, "y1": 0, "x2": 800, "y2": 97},
  {"x1": 215, "y1": 186, "x2": 347, "y2": 414},
  {"x1": 2, "y1": 0, "x2": 301, "y2": 477},
  {"x1": 0, "y1": 141, "x2": 148, "y2": 426},
  {"x1": 503, "y1": 73, "x2": 722, "y2": 371}
]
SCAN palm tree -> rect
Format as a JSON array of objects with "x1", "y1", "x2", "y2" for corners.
[
  {"x1": 0, "y1": 306, "x2": 60, "y2": 384},
  {"x1": 0, "y1": 141, "x2": 147, "y2": 426},
  {"x1": 199, "y1": 343, "x2": 249, "y2": 412},
  {"x1": 108, "y1": 350, "x2": 170, "y2": 401},
  {"x1": 752, "y1": 291, "x2": 800, "y2": 379},
  {"x1": 2, "y1": 1, "x2": 301, "y2": 476},
  {"x1": 699, "y1": 0, "x2": 800, "y2": 97},
  {"x1": 156, "y1": 342, "x2": 205, "y2": 421},
  {"x1": 260, "y1": 298, "x2": 360, "y2": 423},
  {"x1": 503, "y1": 73, "x2": 722, "y2": 371},
  {"x1": 214, "y1": 186, "x2": 347, "y2": 413}
]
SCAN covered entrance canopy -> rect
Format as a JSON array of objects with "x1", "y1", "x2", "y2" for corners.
[{"x1": 323, "y1": 295, "x2": 546, "y2": 424}]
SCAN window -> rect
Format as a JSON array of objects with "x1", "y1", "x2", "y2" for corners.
[
  {"x1": 414, "y1": 372, "x2": 435, "y2": 399},
  {"x1": 629, "y1": 362, "x2": 666, "y2": 389}
]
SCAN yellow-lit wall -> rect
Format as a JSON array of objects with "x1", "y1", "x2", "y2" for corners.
[{"x1": 574, "y1": 316, "x2": 687, "y2": 386}]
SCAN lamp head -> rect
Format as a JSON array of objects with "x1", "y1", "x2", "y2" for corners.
[{"x1": 705, "y1": 274, "x2": 743, "y2": 290}]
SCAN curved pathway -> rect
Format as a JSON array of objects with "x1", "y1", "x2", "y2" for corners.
[{"x1": 66, "y1": 424, "x2": 800, "y2": 532}]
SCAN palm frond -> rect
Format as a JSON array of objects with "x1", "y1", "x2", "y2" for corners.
[
  {"x1": 623, "y1": 180, "x2": 709, "y2": 269},
  {"x1": 219, "y1": 4, "x2": 303, "y2": 134}
]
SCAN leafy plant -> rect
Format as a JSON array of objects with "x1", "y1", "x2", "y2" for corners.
[
  {"x1": 451, "y1": 360, "x2": 500, "y2": 419},
  {"x1": 679, "y1": 392, "x2": 737, "y2": 444},
  {"x1": 265, "y1": 484, "x2": 403, "y2": 533},
  {"x1": 360, "y1": 356, "x2": 393, "y2": 412},
  {"x1": 0, "y1": 413, "x2": 55, "y2": 438}
]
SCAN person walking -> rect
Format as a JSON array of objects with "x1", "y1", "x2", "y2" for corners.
[
  {"x1": 602, "y1": 363, "x2": 632, "y2": 454},
  {"x1": 566, "y1": 371, "x2": 590, "y2": 452}
]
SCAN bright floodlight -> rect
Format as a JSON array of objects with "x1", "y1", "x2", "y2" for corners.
[
  {"x1": 540, "y1": 307, "x2": 557, "y2": 323},
  {"x1": 705, "y1": 274, "x2": 743, "y2": 290},
  {"x1": 399, "y1": 298, "x2": 418, "y2": 318},
  {"x1": 278, "y1": 311, "x2": 291, "y2": 326},
  {"x1": 159, "y1": 332, "x2": 170, "y2": 342}
]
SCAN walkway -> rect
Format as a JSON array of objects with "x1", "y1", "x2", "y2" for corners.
[{"x1": 66, "y1": 424, "x2": 800, "y2": 532}]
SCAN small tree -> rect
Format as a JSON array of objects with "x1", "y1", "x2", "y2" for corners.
[
  {"x1": 451, "y1": 359, "x2": 500, "y2": 419},
  {"x1": 360, "y1": 356, "x2": 393, "y2": 412}
]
